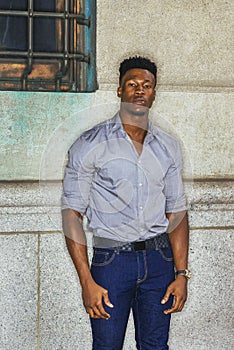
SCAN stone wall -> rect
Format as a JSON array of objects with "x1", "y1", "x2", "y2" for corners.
[{"x1": 0, "y1": 1, "x2": 233, "y2": 349}]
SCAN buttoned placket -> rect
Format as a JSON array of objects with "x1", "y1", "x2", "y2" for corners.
[
  {"x1": 121, "y1": 127, "x2": 154, "y2": 239},
  {"x1": 137, "y1": 132, "x2": 155, "y2": 237},
  {"x1": 137, "y1": 157, "x2": 145, "y2": 237}
]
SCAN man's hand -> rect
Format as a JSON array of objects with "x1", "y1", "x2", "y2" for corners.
[
  {"x1": 82, "y1": 279, "x2": 114, "y2": 320},
  {"x1": 161, "y1": 276, "x2": 188, "y2": 314}
]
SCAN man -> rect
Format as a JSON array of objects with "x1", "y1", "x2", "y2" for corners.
[{"x1": 62, "y1": 56, "x2": 190, "y2": 350}]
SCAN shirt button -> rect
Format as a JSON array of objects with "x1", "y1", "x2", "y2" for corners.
[
  {"x1": 140, "y1": 228, "x2": 144, "y2": 232},
  {"x1": 139, "y1": 205, "x2": 143, "y2": 210},
  {"x1": 138, "y1": 183, "x2": 143, "y2": 187}
]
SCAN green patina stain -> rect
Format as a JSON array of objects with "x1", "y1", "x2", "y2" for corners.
[{"x1": 0, "y1": 91, "x2": 96, "y2": 180}]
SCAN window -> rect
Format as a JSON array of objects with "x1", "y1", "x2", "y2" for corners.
[{"x1": 0, "y1": 0, "x2": 97, "y2": 92}]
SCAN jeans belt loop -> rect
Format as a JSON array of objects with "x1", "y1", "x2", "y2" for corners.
[{"x1": 153, "y1": 236, "x2": 159, "y2": 250}]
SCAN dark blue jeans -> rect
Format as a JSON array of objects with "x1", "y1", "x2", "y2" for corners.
[{"x1": 90, "y1": 245, "x2": 175, "y2": 350}]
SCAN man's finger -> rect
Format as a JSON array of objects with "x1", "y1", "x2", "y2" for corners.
[
  {"x1": 86, "y1": 307, "x2": 95, "y2": 318},
  {"x1": 163, "y1": 301, "x2": 177, "y2": 315},
  {"x1": 94, "y1": 303, "x2": 111, "y2": 320},
  {"x1": 103, "y1": 290, "x2": 114, "y2": 308},
  {"x1": 87, "y1": 308, "x2": 102, "y2": 319},
  {"x1": 177, "y1": 300, "x2": 186, "y2": 312},
  {"x1": 164, "y1": 297, "x2": 184, "y2": 314},
  {"x1": 161, "y1": 288, "x2": 172, "y2": 304}
]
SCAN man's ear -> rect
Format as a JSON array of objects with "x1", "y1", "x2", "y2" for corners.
[{"x1": 117, "y1": 87, "x2": 122, "y2": 98}]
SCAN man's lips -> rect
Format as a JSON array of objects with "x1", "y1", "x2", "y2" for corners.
[{"x1": 133, "y1": 97, "x2": 146, "y2": 105}]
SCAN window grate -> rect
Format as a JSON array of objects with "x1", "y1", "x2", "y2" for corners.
[{"x1": 0, "y1": 0, "x2": 97, "y2": 92}]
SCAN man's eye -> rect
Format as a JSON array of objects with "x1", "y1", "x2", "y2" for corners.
[
  {"x1": 144, "y1": 85, "x2": 151, "y2": 89},
  {"x1": 128, "y1": 83, "x2": 136, "y2": 87}
]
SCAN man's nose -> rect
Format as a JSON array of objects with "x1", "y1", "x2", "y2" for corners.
[{"x1": 135, "y1": 85, "x2": 144, "y2": 94}]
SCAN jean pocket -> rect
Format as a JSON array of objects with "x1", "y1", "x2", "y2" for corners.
[
  {"x1": 158, "y1": 246, "x2": 174, "y2": 262},
  {"x1": 91, "y1": 249, "x2": 116, "y2": 266}
]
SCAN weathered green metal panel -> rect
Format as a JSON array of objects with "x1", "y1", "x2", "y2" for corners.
[{"x1": 83, "y1": 0, "x2": 98, "y2": 92}]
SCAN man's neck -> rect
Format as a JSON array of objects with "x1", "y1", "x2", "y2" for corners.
[{"x1": 119, "y1": 111, "x2": 148, "y2": 146}]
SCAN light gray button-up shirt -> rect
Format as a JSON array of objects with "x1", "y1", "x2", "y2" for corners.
[{"x1": 62, "y1": 113, "x2": 187, "y2": 243}]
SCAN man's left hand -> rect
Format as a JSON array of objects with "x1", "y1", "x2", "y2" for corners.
[{"x1": 161, "y1": 276, "x2": 188, "y2": 314}]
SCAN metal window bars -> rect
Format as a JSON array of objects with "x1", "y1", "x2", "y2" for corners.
[{"x1": 0, "y1": 0, "x2": 97, "y2": 92}]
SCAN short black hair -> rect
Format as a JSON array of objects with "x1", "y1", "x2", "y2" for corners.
[{"x1": 119, "y1": 56, "x2": 157, "y2": 85}]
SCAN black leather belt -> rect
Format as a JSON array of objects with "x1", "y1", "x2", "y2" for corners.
[{"x1": 94, "y1": 233, "x2": 170, "y2": 252}]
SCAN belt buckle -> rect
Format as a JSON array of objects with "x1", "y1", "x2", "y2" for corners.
[{"x1": 133, "y1": 240, "x2": 146, "y2": 251}]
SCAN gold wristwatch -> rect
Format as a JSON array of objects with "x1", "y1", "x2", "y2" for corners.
[{"x1": 175, "y1": 269, "x2": 191, "y2": 280}]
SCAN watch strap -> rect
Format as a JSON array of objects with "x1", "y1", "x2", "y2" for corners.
[{"x1": 175, "y1": 269, "x2": 191, "y2": 279}]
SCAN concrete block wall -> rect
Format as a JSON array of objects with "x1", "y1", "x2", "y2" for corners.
[{"x1": 0, "y1": 1, "x2": 233, "y2": 349}]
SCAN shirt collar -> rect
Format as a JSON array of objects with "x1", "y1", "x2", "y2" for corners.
[
  {"x1": 108, "y1": 112, "x2": 123, "y2": 133},
  {"x1": 145, "y1": 119, "x2": 158, "y2": 144}
]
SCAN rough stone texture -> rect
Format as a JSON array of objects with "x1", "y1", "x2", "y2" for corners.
[
  {"x1": 0, "y1": 234, "x2": 38, "y2": 350},
  {"x1": 0, "y1": 182, "x2": 63, "y2": 233},
  {"x1": 97, "y1": 0, "x2": 234, "y2": 88},
  {"x1": 169, "y1": 229, "x2": 234, "y2": 350},
  {"x1": 39, "y1": 233, "x2": 92, "y2": 349}
]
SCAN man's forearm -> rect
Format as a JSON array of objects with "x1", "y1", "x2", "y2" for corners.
[
  {"x1": 161, "y1": 211, "x2": 189, "y2": 314},
  {"x1": 62, "y1": 208, "x2": 113, "y2": 319},
  {"x1": 62, "y1": 209, "x2": 92, "y2": 286},
  {"x1": 166, "y1": 211, "x2": 189, "y2": 271}
]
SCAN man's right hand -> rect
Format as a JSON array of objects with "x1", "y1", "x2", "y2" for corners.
[{"x1": 82, "y1": 279, "x2": 114, "y2": 320}]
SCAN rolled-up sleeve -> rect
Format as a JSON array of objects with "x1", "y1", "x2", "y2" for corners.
[
  {"x1": 61, "y1": 137, "x2": 95, "y2": 215},
  {"x1": 164, "y1": 141, "x2": 187, "y2": 213}
]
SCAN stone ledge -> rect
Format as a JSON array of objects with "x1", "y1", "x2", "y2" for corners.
[{"x1": 0, "y1": 181, "x2": 233, "y2": 233}]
